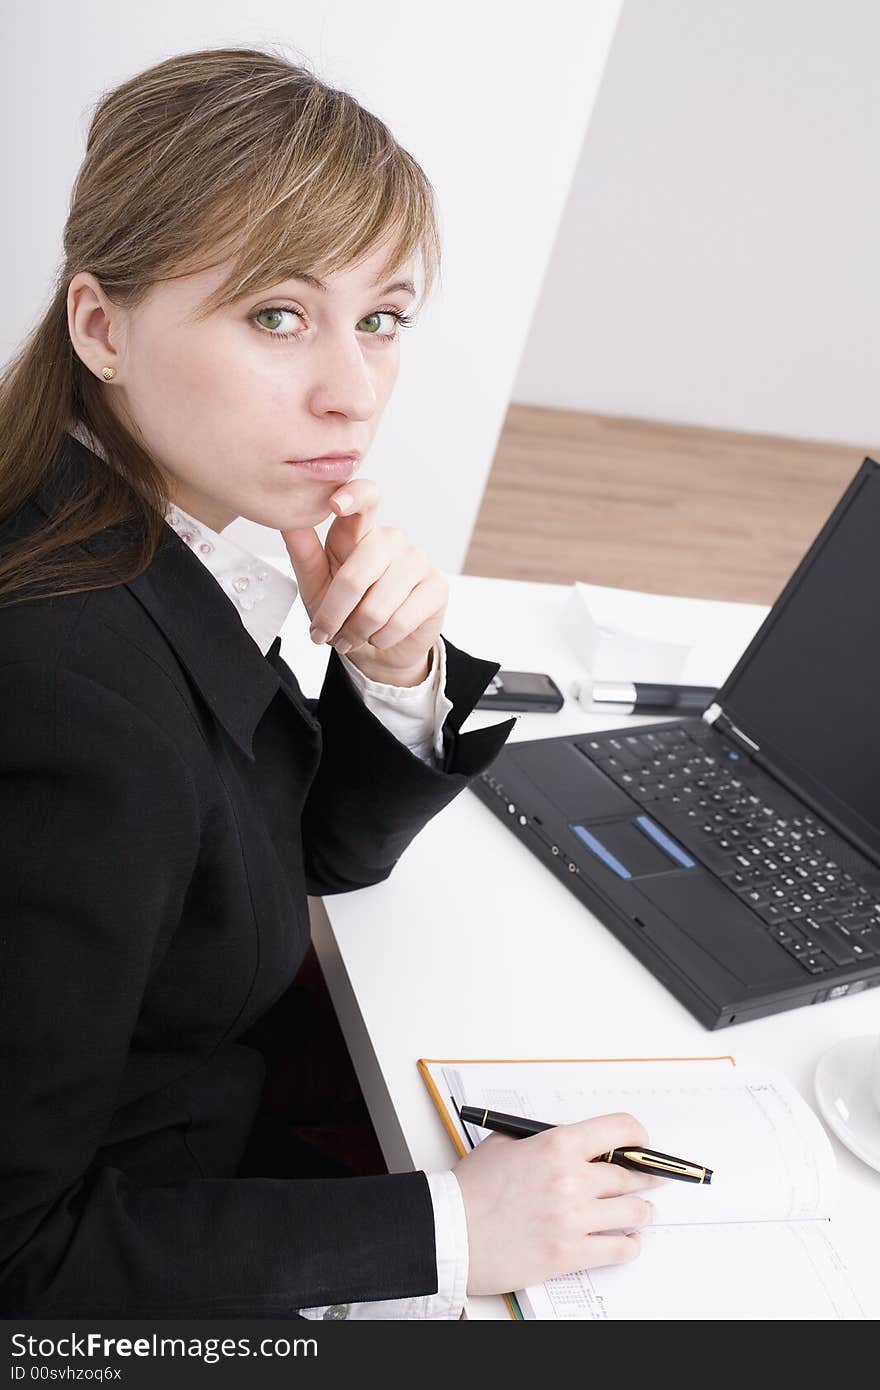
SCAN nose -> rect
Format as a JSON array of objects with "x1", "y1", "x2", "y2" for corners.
[{"x1": 306, "y1": 328, "x2": 377, "y2": 422}]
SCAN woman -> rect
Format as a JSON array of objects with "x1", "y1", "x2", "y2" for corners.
[{"x1": 0, "y1": 46, "x2": 661, "y2": 1318}]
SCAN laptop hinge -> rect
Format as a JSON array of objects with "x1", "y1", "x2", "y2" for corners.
[{"x1": 702, "y1": 704, "x2": 760, "y2": 753}]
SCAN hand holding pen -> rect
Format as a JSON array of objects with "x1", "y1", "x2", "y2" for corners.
[
  {"x1": 459, "y1": 1105, "x2": 713, "y2": 1184},
  {"x1": 453, "y1": 1109, "x2": 673, "y2": 1296}
]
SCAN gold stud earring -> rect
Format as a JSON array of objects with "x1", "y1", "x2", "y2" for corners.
[{"x1": 101, "y1": 366, "x2": 116, "y2": 381}]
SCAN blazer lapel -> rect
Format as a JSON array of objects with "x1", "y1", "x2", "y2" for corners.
[{"x1": 32, "y1": 432, "x2": 320, "y2": 760}]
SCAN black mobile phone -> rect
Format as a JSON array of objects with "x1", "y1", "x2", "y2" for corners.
[{"x1": 475, "y1": 670, "x2": 565, "y2": 713}]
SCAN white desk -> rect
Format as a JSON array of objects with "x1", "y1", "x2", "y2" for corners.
[{"x1": 276, "y1": 573, "x2": 880, "y2": 1320}]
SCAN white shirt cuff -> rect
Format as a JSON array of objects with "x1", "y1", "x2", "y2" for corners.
[
  {"x1": 297, "y1": 1170, "x2": 469, "y2": 1320},
  {"x1": 338, "y1": 637, "x2": 454, "y2": 764}
]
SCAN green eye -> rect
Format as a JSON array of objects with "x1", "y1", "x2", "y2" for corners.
[{"x1": 254, "y1": 305, "x2": 413, "y2": 343}]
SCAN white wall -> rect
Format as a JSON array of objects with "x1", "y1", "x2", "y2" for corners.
[
  {"x1": 1, "y1": 0, "x2": 622, "y2": 571},
  {"x1": 513, "y1": 0, "x2": 880, "y2": 448}
]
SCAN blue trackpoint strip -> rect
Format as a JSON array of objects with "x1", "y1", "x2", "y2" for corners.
[
  {"x1": 570, "y1": 824, "x2": 632, "y2": 879},
  {"x1": 635, "y1": 815, "x2": 695, "y2": 868}
]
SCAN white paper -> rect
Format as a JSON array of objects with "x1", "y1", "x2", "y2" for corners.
[
  {"x1": 424, "y1": 1056, "x2": 864, "y2": 1320},
  {"x1": 563, "y1": 581, "x2": 769, "y2": 686},
  {"x1": 520, "y1": 1222, "x2": 867, "y2": 1320}
]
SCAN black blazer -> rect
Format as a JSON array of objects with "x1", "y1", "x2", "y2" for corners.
[{"x1": 0, "y1": 433, "x2": 514, "y2": 1317}]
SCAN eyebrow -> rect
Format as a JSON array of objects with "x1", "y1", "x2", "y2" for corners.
[{"x1": 281, "y1": 272, "x2": 416, "y2": 298}]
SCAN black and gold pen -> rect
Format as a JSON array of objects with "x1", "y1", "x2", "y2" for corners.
[{"x1": 457, "y1": 1105, "x2": 713, "y2": 1185}]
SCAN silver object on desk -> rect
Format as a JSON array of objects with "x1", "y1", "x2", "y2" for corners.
[{"x1": 572, "y1": 679, "x2": 717, "y2": 715}]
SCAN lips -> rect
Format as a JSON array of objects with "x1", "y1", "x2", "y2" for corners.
[
  {"x1": 285, "y1": 455, "x2": 360, "y2": 481},
  {"x1": 288, "y1": 452, "x2": 362, "y2": 464}
]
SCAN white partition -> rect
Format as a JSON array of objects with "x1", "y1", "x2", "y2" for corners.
[{"x1": 514, "y1": 0, "x2": 880, "y2": 448}]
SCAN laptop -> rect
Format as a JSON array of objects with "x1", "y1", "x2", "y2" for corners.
[{"x1": 471, "y1": 457, "x2": 880, "y2": 1029}]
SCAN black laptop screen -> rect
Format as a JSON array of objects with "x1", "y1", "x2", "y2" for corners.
[{"x1": 718, "y1": 459, "x2": 880, "y2": 864}]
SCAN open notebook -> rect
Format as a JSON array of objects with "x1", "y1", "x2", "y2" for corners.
[{"x1": 418, "y1": 1055, "x2": 868, "y2": 1320}]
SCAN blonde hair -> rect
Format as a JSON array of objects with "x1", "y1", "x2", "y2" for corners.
[{"x1": 0, "y1": 44, "x2": 442, "y2": 606}]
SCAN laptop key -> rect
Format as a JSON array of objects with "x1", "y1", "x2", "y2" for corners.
[
  {"x1": 651, "y1": 728, "x2": 687, "y2": 747},
  {"x1": 811, "y1": 927, "x2": 859, "y2": 966},
  {"x1": 781, "y1": 923, "x2": 808, "y2": 949},
  {"x1": 780, "y1": 938, "x2": 809, "y2": 963},
  {"x1": 800, "y1": 952, "x2": 833, "y2": 974},
  {"x1": 840, "y1": 907, "x2": 876, "y2": 929},
  {"x1": 578, "y1": 737, "x2": 606, "y2": 755},
  {"x1": 803, "y1": 912, "x2": 833, "y2": 933},
  {"x1": 769, "y1": 923, "x2": 793, "y2": 942},
  {"x1": 640, "y1": 732, "x2": 664, "y2": 749},
  {"x1": 608, "y1": 749, "x2": 643, "y2": 772},
  {"x1": 618, "y1": 736, "x2": 647, "y2": 755},
  {"x1": 756, "y1": 903, "x2": 787, "y2": 926},
  {"x1": 778, "y1": 936, "x2": 830, "y2": 972},
  {"x1": 857, "y1": 924, "x2": 880, "y2": 952},
  {"x1": 849, "y1": 936, "x2": 874, "y2": 960},
  {"x1": 747, "y1": 864, "x2": 774, "y2": 884}
]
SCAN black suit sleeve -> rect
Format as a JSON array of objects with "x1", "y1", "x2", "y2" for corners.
[
  {"x1": 0, "y1": 663, "x2": 438, "y2": 1316},
  {"x1": 298, "y1": 636, "x2": 516, "y2": 895}
]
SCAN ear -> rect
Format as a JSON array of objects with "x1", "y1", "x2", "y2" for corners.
[{"x1": 67, "y1": 271, "x2": 126, "y2": 382}]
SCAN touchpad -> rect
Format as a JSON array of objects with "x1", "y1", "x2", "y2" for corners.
[
  {"x1": 510, "y1": 741, "x2": 634, "y2": 819},
  {"x1": 570, "y1": 819, "x2": 684, "y2": 878}
]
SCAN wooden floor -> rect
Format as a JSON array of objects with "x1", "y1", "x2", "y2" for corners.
[{"x1": 463, "y1": 405, "x2": 878, "y2": 604}]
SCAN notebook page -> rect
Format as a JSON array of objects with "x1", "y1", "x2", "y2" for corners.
[
  {"x1": 432, "y1": 1058, "x2": 838, "y2": 1224},
  {"x1": 518, "y1": 1222, "x2": 867, "y2": 1320}
]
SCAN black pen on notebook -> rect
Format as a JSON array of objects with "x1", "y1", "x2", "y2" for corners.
[
  {"x1": 458, "y1": 1106, "x2": 713, "y2": 1185},
  {"x1": 575, "y1": 680, "x2": 718, "y2": 716}
]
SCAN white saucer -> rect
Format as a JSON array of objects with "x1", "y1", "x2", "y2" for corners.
[{"x1": 814, "y1": 1035, "x2": 880, "y2": 1174}]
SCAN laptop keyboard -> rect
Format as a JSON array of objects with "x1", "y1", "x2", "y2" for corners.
[{"x1": 577, "y1": 723, "x2": 880, "y2": 978}]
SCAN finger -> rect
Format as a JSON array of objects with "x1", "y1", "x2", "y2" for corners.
[
  {"x1": 312, "y1": 529, "x2": 408, "y2": 640},
  {"x1": 587, "y1": 1194, "x2": 654, "y2": 1234},
  {"x1": 567, "y1": 1111, "x2": 650, "y2": 1159},
  {"x1": 333, "y1": 550, "x2": 431, "y2": 649},
  {"x1": 363, "y1": 575, "x2": 448, "y2": 653},
  {"x1": 279, "y1": 525, "x2": 330, "y2": 616},
  {"x1": 579, "y1": 1231, "x2": 643, "y2": 1270},
  {"x1": 343, "y1": 572, "x2": 444, "y2": 653},
  {"x1": 327, "y1": 477, "x2": 382, "y2": 545},
  {"x1": 588, "y1": 1166, "x2": 670, "y2": 1199},
  {"x1": 371, "y1": 610, "x2": 445, "y2": 665}
]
